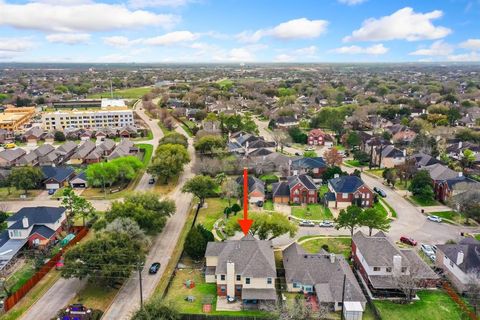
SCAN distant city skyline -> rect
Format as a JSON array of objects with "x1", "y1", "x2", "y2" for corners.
[{"x1": 0, "y1": 0, "x2": 479, "y2": 63}]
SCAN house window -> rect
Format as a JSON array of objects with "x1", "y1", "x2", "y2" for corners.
[
  {"x1": 373, "y1": 267, "x2": 380, "y2": 271},
  {"x1": 267, "y1": 278, "x2": 272, "y2": 285},
  {"x1": 386, "y1": 267, "x2": 392, "y2": 273},
  {"x1": 295, "y1": 190, "x2": 299, "y2": 195},
  {"x1": 236, "y1": 285, "x2": 242, "y2": 292},
  {"x1": 245, "y1": 278, "x2": 251, "y2": 284},
  {"x1": 366, "y1": 193, "x2": 370, "y2": 199},
  {"x1": 343, "y1": 193, "x2": 348, "y2": 199},
  {"x1": 220, "y1": 275, "x2": 225, "y2": 281},
  {"x1": 401, "y1": 267, "x2": 407, "y2": 273},
  {"x1": 309, "y1": 190, "x2": 315, "y2": 195},
  {"x1": 293, "y1": 282, "x2": 301, "y2": 288},
  {"x1": 220, "y1": 286, "x2": 226, "y2": 292},
  {"x1": 236, "y1": 275, "x2": 241, "y2": 281}
]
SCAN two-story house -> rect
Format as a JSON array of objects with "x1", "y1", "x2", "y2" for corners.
[
  {"x1": 372, "y1": 145, "x2": 406, "y2": 168},
  {"x1": 41, "y1": 166, "x2": 76, "y2": 190},
  {"x1": 307, "y1": 129, "x2": 332, "y2": 146},
  {"x1": 283, "y1": 243, "x2": 366, "y2": 318},
  {"x1": 272, "y1": 174, "x2": 317, "y2": 204},
  {"x1": 325, "y1": 175, "x2": 374, "y2": 209},
  {"x1": 275, "y1": 116, "x2": 299, "y2": 130},
  {"x1": 235, "y1": 175, "x2": 265, "y2": 204},
  {"x1": 352, "y1": 231, "x2": 438, "y2": 298},
  {"x1": 205, "y1": 235, "x2": 277, "y2": 306},
  {"x1": 436, "y1": 238, "x2": 480, "y2": 293},
  {"x1": 289, "y1": 157, "x2": 327, "y2": 179}
]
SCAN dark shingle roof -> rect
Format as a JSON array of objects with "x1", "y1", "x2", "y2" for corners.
[
  {"x1": 7, "y1": 207, "x2": 66, "y2": 229},
  {"x1": 30, "y1": 225, "x2": 56, "y2": 239},
  {"x1": 288, "y1": 174, "x2": 317, "y2": 190},
  {"x1": 436, "y1": 238, "x2": 480, "y2": 273},
  {"x1": 235, "y1": 176, "x2": 265, "y2": 194},
  {"x1": 272, "y1": 181, "x2": 290, "y2": 197},
  {"x1": 41, "y1": 166, "x2": 75, "y2": 183},
  {"x1": 291, "y1": 157, "x2": 326, "y2": 169},
  {"x1": 329, "y1": 175, "x2": 365, "y2": 193}
]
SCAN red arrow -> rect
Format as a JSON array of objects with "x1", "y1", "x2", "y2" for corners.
[{"x1": 238, "y1": 168, "x2": 253, "y2": 235}]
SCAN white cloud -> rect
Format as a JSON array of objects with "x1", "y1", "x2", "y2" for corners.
[
  {"x1": 344, "y1": 7, "x2": 451, "y2": 42},
  {"x1": 46, "y1": 33, "x2": 91, "y2": 44},
  {"x1": 409, "y1": 40, "x2": 453, "y2": 56},
  {"x1": 274, "y1": 54, "x2": 294, "y2": 62},
  {"x1": 104, "y1": 31, "x2": 198, "y2": 48},
  {"x1": 447, "y1": 52, "x2": 480, "y2": 62},
  {"x1": 227, "y1": 48, "x2": 255, "y2": 61},
  {"x1": 332, "y1": 43, "x2": 389, "y2": 55},
  {"x1": 128, "y1": 0, "x2": 191, "y2": 8},
  {"x1": 460, "y1": 39, "x2": 480, "y2": 51},
  {"x1": 338, "y1": 0, "x2": 367, "y2": 5},
  {"x1": 0, "y1": 38, "x2": 34, "y2": 52},
  {"x1": 294, "y1": 46, "x2": 317, "y2": 55},
  {"x1": 143, "y1": 31, "x2": 198, "y2": 46},
  {"x1": 237, "y1": 18, "x2": 328, "y2": 43},
  {"x1": 0, "y1": 1, "x2": 179, "y2": 33}
]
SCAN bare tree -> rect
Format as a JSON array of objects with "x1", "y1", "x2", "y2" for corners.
[
  {"x1": 271, "y1": 130, "x2": 291, "y2": 153},
  {"x1": 466, "y1": 271, "x2": 480, "y2": 316},
  {"x1": 266, "y1": 295, "x2": 329, "y2": 320},
  {"x1": 449, "y1": 188, "x2": 480, "y2": 224},
  {"x1": 222, "y1": 178, "x2": 239, "y2": 206}
]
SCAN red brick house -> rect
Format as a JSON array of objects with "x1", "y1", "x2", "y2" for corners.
[
  {"x1": 308, "y1": 129, "x2": 326, "y2": 146},
  {"x1": 325, "y1": 175, "x2": 374, "y2": 209},
  {"x1": 272, "y1": 174, "x2": 317, "y2": 204}
]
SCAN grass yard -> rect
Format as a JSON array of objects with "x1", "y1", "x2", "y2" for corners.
[
  {"x1": 379, "y1": 198, "x2": 397, "y2": 218},
  {"x1": 263, "y1": 200, "x2": 274, "y2": 211},
  {"x1": 7, "y1": 261, "x2": 36, "y2": 293},
  {"x1": 164, "y1": 269, "x2": 269, "y2": 317},
  {"x1": 291, "y1": 204, "x2": 333, "y2": 221},
  {"x1": 409, "y1": 196, "x2": 440, "y2": 207},
  {"x1": 180, "y1": 123, "x2": 194, "y2": 137},
  {"x1": 259, "y1": 174, "x2": 279, "y2": 183},
  {"x1": 70, "y1": 283, "x2": 118, "y2": 312},
  {"x1": 88, "y1": 86, "x2": 152, "y2": 99},
  {"x1": 374, "y1": 201, "x2": 389, "y2": 217},
  {"x1": 152, "y1": 176, "x2": 179, "y2": 196},
  {"x1": 136, "y1": 143, "x2": 154, "y2": 166},
  {"x1": 430, "y1": 211, "x2": 468, "y2": 225},
  {"x1": 158, "y1": 121, "x2": 174, "y2": 135},
  {"x1": 0, "y1": 187, "x2": 42, "y2": 200},
  {"x1": 132, "y1": 130, "x2": 153, "y2": 141},
  {"x1": 344, "y1": 160, "x2": 367, "y2": 167},
  {"x1": 366, "y1": 169, "x2": 384, "y2": 178},
  {"x1": 374, "y1": 290, "x2": 467, "y2": 320},
  {"x1": 298, "y1": 236, "x2": 352, "y2": 258},
  {"x1": 196, "y1": 198, "x2": 229, "y2": 231},
  {"x1": 216, "y1": 79, "x2": 234, "y2": 91}
]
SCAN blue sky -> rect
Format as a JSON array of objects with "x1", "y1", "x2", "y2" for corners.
[{"x1": 0, "y1": 0, "x2": 479, "y2": 62}]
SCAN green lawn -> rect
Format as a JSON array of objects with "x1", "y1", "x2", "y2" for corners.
[
  {"x1": 430, "y1": 211, "x2": 468, "y2": 225},
  {"x1": 299, "y1": 236, "x2": 352, "y2": 258},
  {"x1": 197, "y1": 198, "x2": 229, "y2": 231},
  {"x1": 344, "y1": 160, "x2": 367, "y2": 167},
  {"x1": 291, "y1": 204, "x2": 333, "y2": 220},
  {"x1": 70, "y1": 283, "x2": 118, "y2": 312},
  {"x1": 180, "y1": 123, "x2": 194, "y2": 137},
  {"x1": 259, "y1": 174, "x2": 279, "y2": 183},
  {"x1": 380, "y1": 198, "x2": 397, "y2": 218},
  {"x1": 132, "y1": 130, "x2": 153, "y2": 141},
  {"x1": 164, "y1": 269, "x2": 269, "y2": 317},
  {"x1": 7, "y1": 261, "x2": 36, "y2": 293},
  {"x1": 374, "y1": 201, "x2": 389, "y2": 217},
  {"x1": 374, "y1": 290, "x2": 467, "y2": 320},
  {"x1": 216, "y1": 79, "x2": 234, "y2": 91},
  {"x1": 366, "y1": 169, "x2": 384, "y2": 178},
  {"x1": 263, "y1": 200, "x2": 274, "y2": 211},
  {"x1": 88, "y1": 86, "x2": 152, "y2": 99},
  {"x1": 136, "y1": 143, "x2": 154, "y2": 166},
  {"x1": 0, "y1": 187, "x2": 42, "y2": 200},
  {"x1": 410, "y1": 196, "x2": 440, "y2": 207}
]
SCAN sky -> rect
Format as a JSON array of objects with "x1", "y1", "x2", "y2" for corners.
[{"x1": 0, "y1": 0, "x2": 480, "y2": 63}]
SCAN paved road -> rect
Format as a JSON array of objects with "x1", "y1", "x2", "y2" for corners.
[
  {"x1": 18, "y1": 101, "x2": 165, "y2": 320},
  {"x1": 101, "y1": 124, "x2": 196, "y2": 319}
]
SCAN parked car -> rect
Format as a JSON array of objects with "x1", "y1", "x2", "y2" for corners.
[
  {"x1": 427, "y1": 215, "x2": 442, "y2": 223},
  {"x1": 148, "y1": 177, "x2": 155, "y2": 184},
  {"x1": 294, "y1": 152, "x2": 300, "y2": 156},
  {"x1": 400, "y1": 236, "x2": 417, "y2": 246},
  {"x1": 256, "y1": 200, "x2": 264, "y2": 207},
  {"x1": 373, "y1": 187, "x2": 387, "y2": 198},
  {"x1": 48, "y1": 189, "x2": 55, "y2": 195},
  {"x1": 318, "y1": 220, "x2": 334, "y2": 227},
  {"x1": 432, "y1": 245, "x2": 438, "y2": 253},
  {"x1": 304, "y1": 146, "x2": 314, "y2": 151},
  {"x1": 299, "y1": 220, "x2": 315, "y2": 227},
  {"x1": 4, "y1": 143, "x2": 15, "y2": 149},
  {"x1": 149, "y1": 262, "x2": 161, "y2": 274},
  {"x1": 421, "y1": 244, "x2": 435, "y2": 257}
]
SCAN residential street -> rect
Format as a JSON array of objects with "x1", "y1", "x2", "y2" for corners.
[
  {"x1": 18, "y1": 100, "x2": 166, "y2": 320},
  {"x1": 101, "y1": 124, "x2": 196, "y2": 320}
]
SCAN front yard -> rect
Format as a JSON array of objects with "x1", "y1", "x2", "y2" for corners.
[
  {"x1": 409, "y1": 196, "x2": 440, "y2": 207},
  {"x1": 344, "y1": 160, "x2": 367, "y2": 167},
  {"x1": 430, "y1": 211, "x2": 470, "y2": 225},
  {"x1": 291, "y1": 204, "x2": 333, "y2": 221},
  {"x1": 366, "y1": 169, "x2": 384, "y2": 179},
  {"x1": 298, "y1": 236, "x2": 352, "y2": 258},
  {"x1": 0, "y1": 187, "x2": 42, "y2": 200},
  {"x1": 373, "y1": 290, "x2": 468, "y2": 320},
  {"x1": 164, "y1": 268, "x2": 270, "y2": 317}
]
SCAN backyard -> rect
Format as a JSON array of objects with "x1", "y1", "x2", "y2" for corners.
[
  {"x1": 291, "y1": 204, "x2": 333, "y2": 221},
  {"x1": 164, "y1": 268, "x2": 269, "y2": 317},
  {"x1": 373, "y1": 290, "x2": 468, "y2": 320},
  {"x1": 196, "y1": 198, "x2": 229, "y2": 231},
  {"x1": 298, "y1": 236, "x2": 352, "y2": 258}
]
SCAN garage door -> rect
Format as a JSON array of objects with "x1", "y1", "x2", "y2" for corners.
[{"x1": 45, "y1": 183, "x2": 60, "y2": 190}]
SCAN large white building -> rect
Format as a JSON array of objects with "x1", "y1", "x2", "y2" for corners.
[{"x1": 42, "y1": 99, "x2": 134, "y2": 131}]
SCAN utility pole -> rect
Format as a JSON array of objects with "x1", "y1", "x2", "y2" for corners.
[
  {"x1": 340, "y1": 274, "x2": 346, "y2": 320},
  {"x1": 138, "y1": 262, "x2": 144, "y2": 310}
]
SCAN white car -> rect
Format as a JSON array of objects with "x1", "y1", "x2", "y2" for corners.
[
  {"x1": 427, "y1": 215, "x2": 442, "y2": 223},
  {"x1": 421, "y1": 244, "x2": 435, "y2": 257},
  {"x1": 318, "y1": 220, "x2": 334, "y2": 227},
  {"x1": 299, "y1": 220, "x2": 315, "y2": 227}
]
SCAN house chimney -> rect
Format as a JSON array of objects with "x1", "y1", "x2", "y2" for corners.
[
  {"x1": 459, "y1": 141, "x2": 463, "y2": 149},
  {"x1": 226, "y1": 261, "x2": 235, "y2": 298},
  {"x1": 393, "y1": 255, "x2": 402, "y2": 275},
  {"x1": 458, "y1": 172, "x2": 463, "y2": 177},
  {"x1": 329, "y1": 253, "x2": 336, "y2": 264},
  {"x1": 22, "y1": 216, "x2": 29, "y2": 228},
  {"x1": 334, "y1": 174, "x2": 340, "y2": 179},
  {"x1": 456, "y1": 251, "x2": 464, "y2": 265},
  {"x1": 403, "y1": 149, "x2": 406, "y2": 157}
]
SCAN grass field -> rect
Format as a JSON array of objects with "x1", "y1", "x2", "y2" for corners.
[
  {"x1": 0, "y1": 188, "x2": 42, "y2": 200},
  {"x1": 380, "y1": 198, "x2": 397, "y2": 218},
  {"x1": 136, "y1": 143, "x2": 154, "y2": 166},
  {"x1": 430, "y1": 211, "x2": 467, "y2": 225},
  {"x1": 344, "y1": 160, "x2": 367, "y2": 167},
  {"x1": 7, "y1": 261, "x2": 36, "y2": 293},
  {"x1": 299, "y1": 236, "x2": 352, "y2": 258},
  {"x1": 196, "y1": 198, "x2": 229, "y2": 231},
  {"x1": 291, "y1": 204, "x2": 333, "y2": 221},
  {"x1": 374, "y1": 201, "x2": 389, "y2": 217},
  {"x1": 263, "y1": 200, "x2": 274, "y2": 211},
  {"x1": 88, "y1": 87, "x2": 152, "y2": 99},
  {"x1": 366, "y1": 169, "x2": 384, "y2": 178},
  {"x1": 409, "y1": 196, "x2": 440, "y2": 207},
  {"x1": 374, "y1": 290, "x2": 467, "y2": 320}
]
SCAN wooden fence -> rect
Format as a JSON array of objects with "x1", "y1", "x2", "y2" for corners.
[
  {"x1": 442, "y1": 282, "x2": 478, "y2": 320},
  {"x1": 3, "y1": 227, "x2": 89, "y2": 312}
]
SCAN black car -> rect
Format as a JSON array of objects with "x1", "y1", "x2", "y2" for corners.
[
  {"x1": 149, "y1": 262, "x2": 161, "y2": 274},
  {"x1": 256, "y1": 200, "x2": 264, "y2": 207},
  {"x1": 148, "y1": 177, "x2": 155, "y2": 184},
  {"x1": 373, "y1": 187, "x2": 387, "y2": 198}
]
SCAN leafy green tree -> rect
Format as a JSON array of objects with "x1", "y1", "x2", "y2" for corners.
[
  {"x1": 62, "y1": 232, "x2": 146, "y2": 287},
  {"x1": 322, "y1": 166, "x2": 346, "y2": 181},
  {"x1": 75, "y1": 197, "x2": 95, "y2": 227},
  {"x1": 85, "y1": 161, "x2": 119, "y2": 192},
  {"x1": 353, "y1": 150, "x2": 370, "y2": 164},
  {"x1": 231, "y1": 203, "x2": 241, "y2": 216},
  {"x1": 104, "y1": 218, "x2": 149, "y2": 246},
  {"x1": 131, "y1": 298, "x2": 180, "y2": 320},
  {"x1": 224, "y1": 206, "x2": 232, "y2": 219},
  {"x1": 288, "y1": 127, "x2": 307, "y2": 144},
  {"x1": 360, "y1": 207, "x2": 391, "y2": 236},
  {"x1": 184, "y1": 225, "x2": 209, "y2": 260},
  {"x1": 54, "y1": 131, "x2": 66, "y2": 142},
  {"x1": 345, "y1": 132, "x2": 361, "y2": 150},
  {"x1": 8, "y1": 166, "x2": 43, "y2": 195},
  {"x1": 194, "y1": 135, "x2": 225, "y2": 156},
  {"x1": 181, "y1": 175, "x2": 218, "y2": 206},
  {"x1": 408, "y1": 170, "x2": 434, "y2": 201},
  {"x1": 104, "y1": 193, "x2": 175, "y2": 234},
  {"x1": 148, "y1": 144, "x2": 190, "y2": 183},
  {"x1": 447, "y1": 108, "x2": 461, "y2": 125},
  {"x1": 159, "y1": 132, "x2": 188, "y2": 148},
  {"x1": 382, "y1": 168, "x2": 398, "y2": 188},
  {"x1": 335, "y1": 205, "x2": 363, "y2": 237},
  {"x1": 224, "y1": 212, "x2": 297, "y2": 240},
  {"x1": 461, "y1": 149, "x2": 476, "y2": 169},
  {"x1": 110, "y1": 156, "x2": 143, "y2": 184}
]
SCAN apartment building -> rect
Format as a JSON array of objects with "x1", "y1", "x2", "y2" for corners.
[
  {"x1": 0, "y1": 106, "x2": 36, "y2": 131},
  {"x1": 41, "y1": 99, "x2": 134, "y2": 131}
]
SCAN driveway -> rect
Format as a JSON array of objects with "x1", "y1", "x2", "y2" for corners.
[{"x1": 101, "y1": 124, "x2": 196, "y2": 320}]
